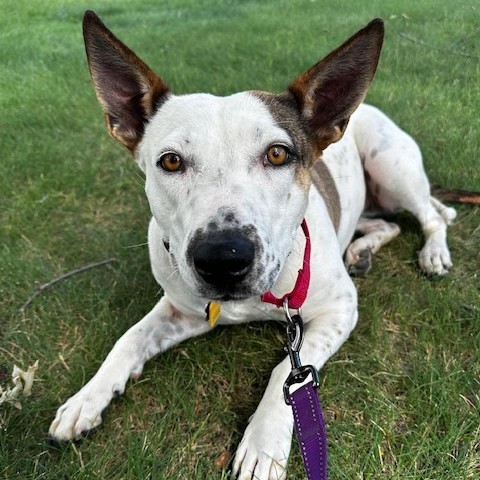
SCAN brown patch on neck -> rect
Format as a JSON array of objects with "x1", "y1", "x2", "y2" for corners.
[{"x1": 311, "y1": 159, "x2": 341, "y2": 232}]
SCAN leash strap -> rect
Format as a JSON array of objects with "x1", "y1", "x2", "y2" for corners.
[
  {"x1": 261, "y1": 220, "x2": 328, "y2": 480},
  {"x1": 261, "y1": 219, "x2": 311, "y2": 310},
  {"x1": 281, "y1": 301, "x2": 328, "y2": 480},
  {"x1": 289, "y1": 382, "x2": 328, "y2": 480}
]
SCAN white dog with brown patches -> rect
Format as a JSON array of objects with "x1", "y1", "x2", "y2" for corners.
[{"x1": 49, "y1": 12, "x2": 457, "y2": 479}]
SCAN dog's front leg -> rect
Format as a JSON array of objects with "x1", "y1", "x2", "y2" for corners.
[
  {"x1": 233, "y1": 290, "x2": 358, "y2": 480},
  {"x1": 49, "y1": 295, "x2": 210, "y2": 442}
]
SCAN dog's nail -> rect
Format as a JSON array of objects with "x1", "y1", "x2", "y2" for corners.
[
  {"x1": 80, "y1": 426, "x2": 98, "y2": 439},
  {"x1": 46, "y1": 436, "x2": 63, "y2": 449}
]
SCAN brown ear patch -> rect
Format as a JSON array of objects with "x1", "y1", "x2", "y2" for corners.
[
  {"x1": 289, "y1": 19, "x2": 384, "y2": 150},
  {"x1": 83, "y1": 11, "x2": 170, "y2": 151}
]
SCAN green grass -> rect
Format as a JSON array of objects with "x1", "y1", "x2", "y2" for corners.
[{"x1": 1, "y1": 0, "x2": 479, "y2": 478}]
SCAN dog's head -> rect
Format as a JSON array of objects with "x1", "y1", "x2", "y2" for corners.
[{"x1": 82, "y1": 12, "x2": 383, "y2": 301}]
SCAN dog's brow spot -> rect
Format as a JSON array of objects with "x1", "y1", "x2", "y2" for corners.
[{"x1": 370, "y1": 148, "x2": 378, "y2": 158}]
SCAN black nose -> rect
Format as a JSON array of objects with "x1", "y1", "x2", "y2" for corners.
[{"x1": 193, "y1": 232, "x2": 255, "y2": 287}]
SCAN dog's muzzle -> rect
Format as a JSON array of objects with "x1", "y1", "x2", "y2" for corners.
[{"x1": 192, "y1": 232, "x2": 255, "y2": 289}]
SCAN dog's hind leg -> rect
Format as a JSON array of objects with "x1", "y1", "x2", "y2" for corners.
[
  {"x1": 409, "y1": 198, "x2": 456, "y2": 275},
  {"x1": 48, "y1": 295, "x2": 210, "y2": 443},
  {"x1": 353, "y1": 105, "x2": 456, "y2": 275},
  {"x1": 430, "y1": 196, "x2": 457, "y2": 225},
  {"x1": 365, "y1": 154, "x2": 456, "y2": 275},
  {"x1": 345, "y1": 217, "x2": 401, "y2": 275}
]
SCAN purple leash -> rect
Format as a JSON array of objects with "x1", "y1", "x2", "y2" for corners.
[
  {"x1": 282, "y1": 299, "x2": 328, "y2": 480},
  {"x1": 289, "y1": 382, "x2": 328, "y2": 479}
]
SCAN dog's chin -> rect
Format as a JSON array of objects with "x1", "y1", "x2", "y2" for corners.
[
  {"x1": 209, "y1": 291, "x2": 255, "y2": 302},
  {"x1": 192, "y1": 282, "x2": 267, "y2": 303},
  {"x1": 200, "y1": 287, "x2": 260, "y2": 302}
]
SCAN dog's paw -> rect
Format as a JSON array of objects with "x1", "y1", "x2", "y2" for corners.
[
  {"x1": 346, "y1": 248, "x2": 372, "y2": 276},
  {"x1": 48, "y1": 385, "x2": 116, "y2": 442},
  {"x1": 418, "y1": 239, "x2": 452, "y2": 275},
  {"x1": 232, "y1": 411, "x2": 292, "y2": 480}
]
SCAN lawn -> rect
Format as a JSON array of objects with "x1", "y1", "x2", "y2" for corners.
[{"x1": 1, "y1": 0, "x2": 479, "y2": 479}]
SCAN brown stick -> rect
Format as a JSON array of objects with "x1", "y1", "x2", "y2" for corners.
[
  {"x1": 432, "y1": 186, "x2": 480, "y2": 205},
  {"x1": 20, "y1": 258, "x2": 118, "y2": 312}
]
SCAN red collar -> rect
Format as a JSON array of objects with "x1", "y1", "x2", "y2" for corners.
[{"x1": 261, "y1": 219, "x2": 311, "y2": 310}]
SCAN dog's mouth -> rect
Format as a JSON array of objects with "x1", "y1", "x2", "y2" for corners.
[{"x1": 202, "y1": 285, "x2": 262, "y2": 302}]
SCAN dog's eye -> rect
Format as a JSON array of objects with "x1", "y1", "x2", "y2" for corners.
[
  {"x1": 266, "y1": 145, "x2": 290, "y2": 166},
  {"x1": 157, "y1": 153, "x2": 183, "y2": 172}
]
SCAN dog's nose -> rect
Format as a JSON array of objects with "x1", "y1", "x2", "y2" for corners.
[{"x1": 193, "y1": 233, "x2": 255, "y2": 286}]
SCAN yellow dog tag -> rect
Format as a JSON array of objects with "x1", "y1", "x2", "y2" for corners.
[{"x1": 205, "y1": 302, "x2": 221, "y2": 328}]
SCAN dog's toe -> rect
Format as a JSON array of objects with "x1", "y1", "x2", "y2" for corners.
[
  {"x1": 347, "y1": 249, "x2": 372, "y2": 277},
  {"x1": 233, "y1": 411, "x2": 290, "y2": 480},
  {"x1": 418, "y1": 241, "x2": 452, "y2": 276},
  {"x1": 48, "y1": 388, "x2": 112, "y2": 442},
  {"x1": 46, "y1": 435, "x2": 63, "y2": 449}
]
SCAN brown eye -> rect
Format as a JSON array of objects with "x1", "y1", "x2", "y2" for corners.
[
  {"x1": 266, "y1": 145, "x2": 289, "y2": 166},
  {"x1": 158, "y1": 153, "x2": 183, "y2": 172}
]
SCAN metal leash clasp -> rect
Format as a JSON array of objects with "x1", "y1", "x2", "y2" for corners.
[{"x1": 283, "y1": 298, "x2": 320, "y2": 405}]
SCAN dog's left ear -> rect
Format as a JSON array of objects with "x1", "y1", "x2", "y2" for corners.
[
  {"x1": 289, "y1": 19, "x2": 384, "y2": 150},
  {"x1": 83, "y1": 11, "x2": 170, "y2": 152}
]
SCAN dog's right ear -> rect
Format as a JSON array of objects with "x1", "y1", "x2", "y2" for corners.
[{"x1": 83, "y1": 11, "x2": 170, "y2": 152}]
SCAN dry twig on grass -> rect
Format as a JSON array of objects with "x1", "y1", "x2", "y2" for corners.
[
  {"x1": 398, "y1": 32, "x2": 480, "y2": 60},
  {"x1": 20, "y1": 258, "x2": 118, "y2": 312}
]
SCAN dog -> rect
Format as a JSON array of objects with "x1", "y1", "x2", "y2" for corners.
[{"x1": 48, "y1": 11, "x2": 458, "y2": 479}]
